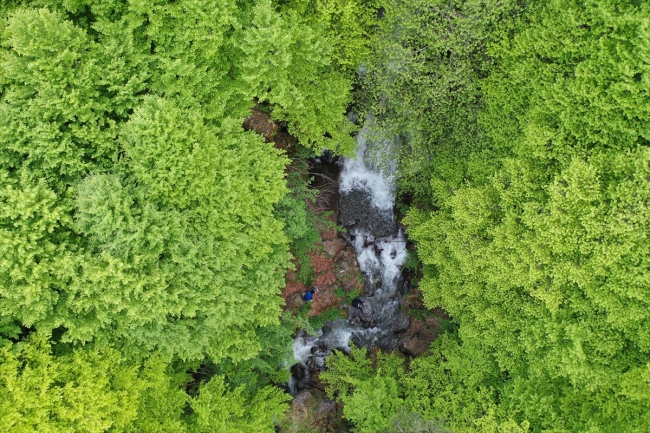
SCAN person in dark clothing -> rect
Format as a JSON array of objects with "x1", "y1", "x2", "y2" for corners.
[
  {"x1": 303, "y1": 286, "x2": 318, "y2": 301},
  {"x1": 351, "y1": 297, "x2": 365, "y2": 310},
  {"x1": 350, "y1": 297, "x2": 376, "y2": 328}
]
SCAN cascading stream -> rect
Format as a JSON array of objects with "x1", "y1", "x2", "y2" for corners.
[{"x1": 289, "y1": 123, "x2": 410, "y2": 394}]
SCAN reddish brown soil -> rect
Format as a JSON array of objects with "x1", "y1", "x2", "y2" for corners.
[
  {"x1": 242, "y1": 105, "x2": 296, "y2": 152},
  {"x1": 282, "y1": 227, "x2": 364, "y2": 316}
]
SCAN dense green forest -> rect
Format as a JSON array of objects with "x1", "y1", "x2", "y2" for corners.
[
  {"x1": 1, "y1": 0, "x2": 649, "y2": 432},
  {"x1": 324, "y1": 1, "x2": 650, "y2": 432}
]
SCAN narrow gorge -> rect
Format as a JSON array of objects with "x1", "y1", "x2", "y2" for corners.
[{"x1": 289, "y1": 123, "x2": 413, "y2": 393}]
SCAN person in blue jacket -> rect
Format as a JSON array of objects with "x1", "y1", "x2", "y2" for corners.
[{"x1": 303, "y1": 286, "x2": 318, "y2": 301}]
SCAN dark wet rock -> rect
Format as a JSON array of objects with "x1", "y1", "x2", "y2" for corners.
[
  {"x1": 402, "y1": 290, "x2": 426, "y2": 310},
  {"x1": 321, "y1": 321, "x2": 333, "y2": 335},
  {"x1": 378, "y1": 335, "x2": 398, "y2": 352},
  {"x1": 339, "y1": 189, "x2": 397, "y2": 238},
  {"x1": 290, "y1": 363, "x2": 307, "y2": 380},
  {"x1": 358, "y1": 297, "x2": 373, "y2": 316},
  {"x1": 399, "y1": 335, "x2": 433, "y2": 357},
  {"x1": 347, "y1": 303, "x2": 374, "y2": 329},
  {"x1": 313, "y1": 398, "x2": 339, "y2": 433},
  {"x1": 296, "y1": 378, "x2": 311, "y2": 392},
  {"x1": 306, "y1": 356, "x2": 319, "y2": 374},
  {"x1": 397, "y1": 272, "x2": 411, "y2": 296},
  {"x1": 393, "y1": 312, "x2": 410, "y2": 332},
  {"x1": 350, "y1": 333, "x2": 367, "y2": 349}
]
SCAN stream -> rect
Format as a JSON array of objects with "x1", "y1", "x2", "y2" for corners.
[{"x1": 289, "y1": 124, "x2": 410, "y2": 394}]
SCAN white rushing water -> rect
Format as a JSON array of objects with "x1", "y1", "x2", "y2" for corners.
[
  {"x1": 339, "y1": 129, "x2": 397, "y2": 211},
  {"x1": 289, "y1": 123, "x2": 409, "y2": 394},
  {"x1": 340, "y1": 124, "x2": 407, "y2": 303}
]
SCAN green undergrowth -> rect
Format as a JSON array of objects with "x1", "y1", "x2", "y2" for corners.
[
  {"x1": 402, "y1": 250, "x2": 420, "y2": 272},
  {"x1": 289, "y1": 303, "x2": 341, "y2": 336},
  {"x1": 274, "y1": 164, "x2": 320, "y2": 285},
  {"x1": 334, "y1": 287, "x2": 361, "y2": 304},
  {"x1": 274, "y1": 144, "x2": 341, "y2": 286},
  {"x1": 308, "y1": 307, "x2": 342, "y2": 330}
]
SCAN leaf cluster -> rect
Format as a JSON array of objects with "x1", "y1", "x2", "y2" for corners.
[{"x1": 0, "y1": 335, "x2": 290, "y2": 433}]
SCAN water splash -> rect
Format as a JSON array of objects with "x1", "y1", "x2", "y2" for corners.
[{"x1": 339, "y1": 128, "x2": 397, "y2": 211}]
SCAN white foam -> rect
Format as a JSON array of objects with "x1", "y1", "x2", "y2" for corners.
[
  {"x1": 351, "y1": 230, "x2": 407, "y2": 290},
  {"x1": 291, "y1": 323, "x2": 355, "y2": 363},
  {"x1": 339, "y1": 126, "x2": 397, "y2": 211}
]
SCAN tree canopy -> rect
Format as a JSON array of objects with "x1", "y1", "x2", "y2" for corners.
[
  {"x1": 0, "y1": 0, "x2": 369, "y2": 429},
  {"x1": 0, "y1": 334, "x2": 289, "y2": 432},
  {"x1": 0, "y1": 0, "x2": 362, "y2": 359}
]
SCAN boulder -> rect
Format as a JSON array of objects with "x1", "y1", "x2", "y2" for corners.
[
  {"x1": 287, "y1": 292, "x2": 306, "y2": 309},
  {"x1": 285, "y1": 391, "x2": 341, "y2": 433},
  {"x1": 338, "y1": 188, "x2": 397, "y2": 238},
  {"x1": 313, "y1": 398, "x2": 340, "y2": 433},
  {"x1": 393, "y1": 312, "x2": 411, "y2": 332},
  {"x1": 399, "y1": 334, "x2": 433, "y2": 356},
  {"x1": 289, "y1": 389, "x2": 314, "y2": 418},
  {"x1": 290, "y1": 363, "x2": 307, "y2": 380},
  {"x1": 398, "y1": 317, "x2": 438, "y2": 357},
  {"x1": 322, "y1": 238, "x2": 346, "y2": 257}
]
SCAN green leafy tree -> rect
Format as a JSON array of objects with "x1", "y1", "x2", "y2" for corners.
[
  {"x1": 380, "y1": 411, "x2": 450, "y2": 433},
  {"x1": 0, "y1": 334, "x2": 144, "y2": 432},
  {"x1": 396, "y1": 0, "x2": 650, "y2": 431},
  {"x1": 0, "y1": 0, "x2": 357, "y2": 360},
  {"x1": 209, "y1": 321, "x2": 294, "y2": 394},
  {"x1": 0, "y1": 0, "x2": 360, "y2": 429},
  {"x1": 187, "y1": 374, "x2": 289, "y2": 433},
  {"x1": 240, "y1": 0, "x2": 356, "y2": 154},
  {"x1": 322, "y1": 346, "x2": 406, "y2": 433},
  {"x1": 128, "y1": 356, "x2": 189, "y2": 433},
  {"x1": 0, "y1": 335, "x2": 289, "y2": 433},
  {"x1": 361, "y1": 0, "x2": 524, "y2": 206},
  {"x1": 323, "y1": 339, "x2": 530, "y2": 433},
  {"x1": 70, "y1": 98, "x2": 290, "y2": 360},
  {"x1": 276, "y1": 0, "x2": 379, "y2": 71}
]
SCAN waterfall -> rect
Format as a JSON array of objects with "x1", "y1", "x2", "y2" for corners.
[{"x1": 289, "y1": 122, "x2": 409, "y2": 394}]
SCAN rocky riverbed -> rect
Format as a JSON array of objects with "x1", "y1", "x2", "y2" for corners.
[{"x1": 243, "y1": 107, "x2": 444, "y2": 432}]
